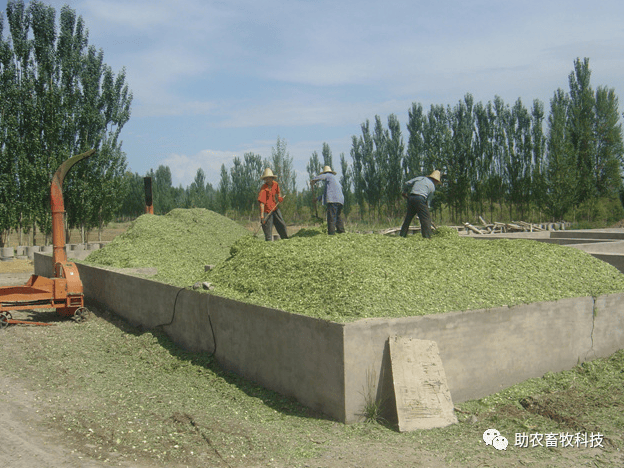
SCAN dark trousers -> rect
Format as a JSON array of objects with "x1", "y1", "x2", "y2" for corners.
[
  {"x1": 326, "y1": 203, "x2": 345, "y2": 235},
  {"x1": 262, "y1": 208, "x2": 288, "y2": 241},
  {"x1": 400, "y1": 195, "x2": 432, "y2": 238}
]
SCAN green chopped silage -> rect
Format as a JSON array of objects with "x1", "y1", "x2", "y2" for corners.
[
  {"x1": 85, "y1": 208, "x2": 249, "y2": 286},
  {"x1": 86, "y1": 215, "x2": 624, "y2": 322},
  {"x1": 204, "y1": 228, "x2": 624, "y2": 322}
]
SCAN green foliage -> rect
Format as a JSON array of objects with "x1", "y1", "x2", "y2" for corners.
[
  {"x1": 228, "y1": 152, "x2": 262, "y2": 215},
  {"x1": 111, "y1": 58, "x2": 623, "y2": 229},
  {"x1": 566, "y1": 197, "x2": 624, "y2": 224},
  {"x1": 360, "y1": 369, "x2": 388, "y2": 425},
  {"x1": 0, "y1": 0, "x2": 132, "y2": 242},
  {"x1": 271, "y1": 136, "x2": 296, "y2": 194}
]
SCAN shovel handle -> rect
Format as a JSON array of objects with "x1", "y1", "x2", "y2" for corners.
[{"x1": 261, "y1": 196, "x2": 285, "y2": 225}]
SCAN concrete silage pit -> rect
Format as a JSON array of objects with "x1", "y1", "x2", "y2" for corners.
[{"x1": 34, "y1": 229, "x2": 624, "y2": 425}]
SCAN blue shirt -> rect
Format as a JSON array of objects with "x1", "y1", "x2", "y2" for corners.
[
  {"x1": 311, "y1": 173, "x2": 344, "y2": 205},
  {"x1": 403, "y1": 176, "x2": 436, "y2": 207}
]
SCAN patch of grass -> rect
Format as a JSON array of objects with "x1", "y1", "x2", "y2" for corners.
[
  {"x1": 1, "y1": 311, "x2": 622, "y2": 467},
  {"x1": 360, "y1": 369, "x2": 389, "y2": 426}
]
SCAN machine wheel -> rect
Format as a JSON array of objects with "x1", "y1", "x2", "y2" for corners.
[
  {"x1": 0, "y1": 312, "x2": 9, "y2": 329},
  {"x1": 73, "y1": 307, "x2": 89, "y2": 323}
]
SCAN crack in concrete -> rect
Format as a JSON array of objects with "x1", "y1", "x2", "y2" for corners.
[{"x1": 586, "y1": 296, "x2": 597, "y2": 360}]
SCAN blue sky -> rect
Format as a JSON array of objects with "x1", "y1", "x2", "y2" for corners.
[{"x1": 3, "y1": 0, "x2": 624, "y2": 189}]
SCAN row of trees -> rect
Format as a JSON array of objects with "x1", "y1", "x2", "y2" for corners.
[
  {"x1": 118, "y1": 58, "x2": 623, "y2": 227},
  {"x1": 349, "y1": 58, "x2": 623, "y2": 223},
  {"x1": 2, "y1": 6, "x2": 620, "y2": 241},
  {"x1": 116, "y1": 136, "x2": 299, "y2": 221},
  {"x1": 0, "y1": 0, "x2": 132, "y2": 246}
]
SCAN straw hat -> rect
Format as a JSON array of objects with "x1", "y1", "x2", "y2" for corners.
[
  {"x1": 428, "y1": 170, "x2": 442, "y2": 185},
  {"x1": 261, "y1": 168, "x2": 277, "y2": 180},
  {"x1": 320, "y1": 165, "x2": 336, "y2": 175}
]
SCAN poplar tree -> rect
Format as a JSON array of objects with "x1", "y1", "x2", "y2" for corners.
[
  {"x1": 229, "y1": 152, "x2": 262, "y2": 215},
  {"x1": 593, "y1": 85, "x2": 623, "y2": 198},
  {"x1": 321, "y1": 142, "x2": 333, "y2": 169},
  {"x1": 531, "y1": 99, "x2": 547, "y2": 217},
  {"x1": 546, "y1": 89, "x2": 576, "y2": 220},
  {"x1": 489, "y1": 96, "x2": 510, "y2": 219},
  {"x1": 568, "y1": 57, "x2": 596, "y2": 203},
  {"x1": 359, "y1": 119, "x2": 381, "y2": 217},
  {"x1": 117, "y1": 172, "x2": 144, "y2": 220},
  {"x1": 405, "y1": 102, "x2": 425, "y2": 177},
  {"x1": 306, "y1": 151, "x2": 321, "y2": 180},
  {"x1": 189, "y1": 168, "x2": 209, "y2": 209},
  {"x1": 385, "y1": 113, "x2": 404, "y2": 215},
  {"x1": 270, "y1": 136, "x2": 296, "y2": 194},
  {"x1": 150, "y1": 165, "x2": 175, "y2": 215},
  {"x1": 473, "y1": 101, "x2": 493, "y2": 217},
  {"x1": 505, "y1": 98, "x2": 532, "y2": 218},
  {"x1": 0, "y1": 0, "x2": 132, "y2": 243},
  {"x1": 217, "y1": 164, "x2": 230, "y2": 214},
  {"x1": 306, "y1": 150, "x2": 322, "y2": 214},
  {"x1": 350, "y1": 134, "x2": 366, "y2": 215},
  {"x1": 371, "y1": 115, "x2": 387, "y2": 218},
  {"x1": 339, "y1": 152, "x2": 352, "y2": 216},
  {"x1": 448, "y1": 95, "x2": 474, "y2": 220}
]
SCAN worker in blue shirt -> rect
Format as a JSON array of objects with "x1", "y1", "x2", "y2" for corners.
[
  {"x1": 400, "y1": 170, "x2": 442, "y2": 238},
  {"x1": 310, "y1": 166, "x2": 345, "y2": 235}
]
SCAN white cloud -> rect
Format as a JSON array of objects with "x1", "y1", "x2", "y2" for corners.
[
  {"x1": 83, "y1": 0, "x2": 172, "y2": 30},
  {"x1": 158, "y1": 149, "x2": 240, "y2": 188}
]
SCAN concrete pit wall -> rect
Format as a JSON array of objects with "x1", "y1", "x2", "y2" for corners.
[
  {"x1": 34, "y1": 253, "x2": 624, "y2": 424},
  {"x1": 34, "y1": 254, "x2": 346, "y2": 420}
]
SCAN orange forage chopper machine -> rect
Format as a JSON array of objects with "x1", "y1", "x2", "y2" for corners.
[{"x1": 0, "y1": 149, "x2": 95, "y2": 328}]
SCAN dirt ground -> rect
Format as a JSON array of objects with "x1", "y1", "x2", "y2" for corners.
[
  {"x1": 0, "y1": 263, "x2": 155, "y2": 468},
  {"x1": 0, "y1": 260, "x2": 457, "y2": 468}
]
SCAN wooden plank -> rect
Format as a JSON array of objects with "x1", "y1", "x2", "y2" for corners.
[
  {"x1": 463, "y1": 222, "x2": 484, "y2": 234},
  {"x1": 389, "y1": 336, "x2": 458, "y2": 431}
]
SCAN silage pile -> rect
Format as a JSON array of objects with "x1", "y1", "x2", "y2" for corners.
[
  {"x1": 85, "y1": 209, "x2": 249, "y2": 286},
  {"x1": 86, "y1": 215, "x2": 624, "y2": 323},
  {"x1": 204, "y1": 227, "x2": 624, "y2": 322}
]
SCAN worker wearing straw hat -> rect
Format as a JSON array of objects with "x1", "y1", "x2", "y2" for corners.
[
  {"x1": 258, "y1": 168, "x2": 289, "y2": 241},
  {"x1": 400, "y1": 170, "x2": 442, "y2": 239},
  {"x1": 310, "y1": 165, "x2": 345, "y2": 235}
]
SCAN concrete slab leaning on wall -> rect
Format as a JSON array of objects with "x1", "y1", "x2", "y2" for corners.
[{"x1": 34, "y1": 253, "x2": 624, "y2": 424}]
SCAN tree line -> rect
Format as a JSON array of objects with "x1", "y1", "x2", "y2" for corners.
[
  {"x1": 118, "y1": 57, "x2": 624, "y2": 227},
  {"x1": 116, "y1": 136, "x2": 299, "y2": 221},
  {"x1": 349, "y1": 57, "x2": 623, "y2": 224},
  {"x1": 0, "y1": 0, "x2": 132, "y2": 246},
  {"x1": 1, "y1": 1, "x2": 621, "y2": 245}
]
